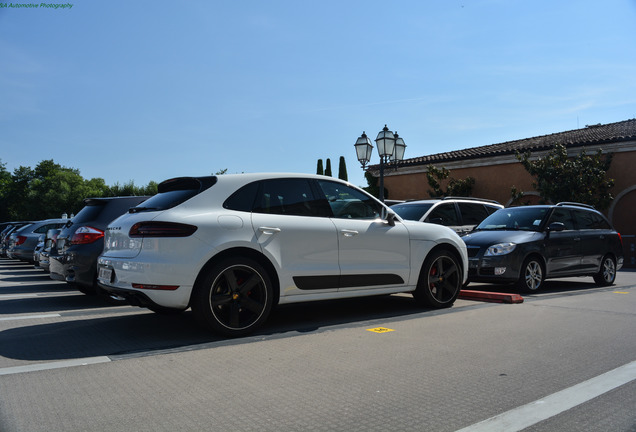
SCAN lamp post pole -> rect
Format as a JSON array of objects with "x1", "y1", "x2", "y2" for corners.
[{"x1": 354, "y1": 125, "x2": 406, "y2": 202}]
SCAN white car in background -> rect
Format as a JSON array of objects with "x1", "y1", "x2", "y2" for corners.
[{"x1": 98, "y1": 173, "x2": 468, "y2": 337}]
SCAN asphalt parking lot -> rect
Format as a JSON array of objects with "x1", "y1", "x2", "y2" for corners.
[{"x1": 0, "y1": 259, "x2": 635, "y2": 432}]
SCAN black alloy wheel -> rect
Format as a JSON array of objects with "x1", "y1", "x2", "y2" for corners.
[
  {"x1": 192, "y1": 257, "x2": 273, "y2": 337},
  {"x1": 413, "y1": 249, "x2": 462, "y2": 308}
]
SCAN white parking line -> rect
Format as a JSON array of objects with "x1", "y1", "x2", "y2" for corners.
[
  {"x1": 0, "y1": 356, "x2": 111, "y2": 376},
  {"x1": 0, "y1": 313, "x2": 61, "y2": 321},
  {"x1": 0, "y1": 294, "x2": 38, "y2": 299},
  {"x1": 456, "y1": 360, "x2": 636, "y2": 432}
]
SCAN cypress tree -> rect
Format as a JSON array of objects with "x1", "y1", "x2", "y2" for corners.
[
  {"x1": 316, "y1": 159, "x2": 324, "y2": 175},
  {"x1": 338, "y1": 156, "x2": 348, "y2": 181},
  {"x1": 325, "y1": 158, "x2": 332, "y2": 177}
]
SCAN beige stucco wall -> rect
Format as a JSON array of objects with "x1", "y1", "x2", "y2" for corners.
[{"x1": 383, "y1": 150, "x2": 636, "y2": 236}]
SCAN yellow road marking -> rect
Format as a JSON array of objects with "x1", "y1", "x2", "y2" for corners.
[
  {"x1": 367, "y1": 327, "x2": 395, "y2": 333},
  {"x1": 613, "y1": 291, "x2": 629, "y2": 294}
]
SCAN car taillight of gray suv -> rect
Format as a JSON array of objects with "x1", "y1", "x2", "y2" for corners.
[{"x1": 49, "y1": 196, "x2": 149, "y2": 297}]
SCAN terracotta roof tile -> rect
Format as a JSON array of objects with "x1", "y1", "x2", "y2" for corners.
[{"x1": 387, "y1": 118, "x2": 636, "y2": 168}]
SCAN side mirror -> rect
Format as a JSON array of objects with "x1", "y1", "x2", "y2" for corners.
[
  {"x1": 386, "y1": 212, "x2": 397, "y2": 226},
  {"x1": 547, "y1": 222, "x2": 565, "y2": 232},
  {"x1": 381, "y1": 207, "x2": 397, "y2": 226}
]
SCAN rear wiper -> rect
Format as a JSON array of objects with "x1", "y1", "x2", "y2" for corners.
[{"x1": 128, "y1": 206, "x2": 160, "y2": 213}]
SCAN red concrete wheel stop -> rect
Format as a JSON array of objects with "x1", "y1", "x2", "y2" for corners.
[{"x1": 459, "y1": 289, "x2": 524, "y2": 304}]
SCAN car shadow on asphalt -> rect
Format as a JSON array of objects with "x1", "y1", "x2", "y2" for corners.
[
  {"x1": 0, "y1": 295, "x2": 431, "y2": 362},
  {"x1": 467, "y1": 278, "x2": 614, "y2": 297},
  {"x1": 0, "y1": 293, "x2": 127, "y2": 315}
]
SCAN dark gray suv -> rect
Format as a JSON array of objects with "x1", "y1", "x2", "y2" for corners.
[
  {"x1": 49, "y1": 196, "x2": 149, "y2": 297},
  {"x1": 462, "y1": 203, "x2": 624, "y2": 292}
]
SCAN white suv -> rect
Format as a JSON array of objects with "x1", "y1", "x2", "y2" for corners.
[
  {"x1": 390, "y1": 197, "x2": 503, "y2": 235},
  {"x1": 98, "y1": 173, "x2": 468, "y2": 337}
]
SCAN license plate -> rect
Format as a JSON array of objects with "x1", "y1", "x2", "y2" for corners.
[{"x1": 98, "y1": 267, "x2": 113, "y2": 283}]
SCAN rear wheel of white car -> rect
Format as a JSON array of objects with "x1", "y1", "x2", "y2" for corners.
[
  {"x1": 593, "y1": 255, "x2": 616, "y2": 286},
  {"x1": 517, "y1": 256, "x2": 544, "y2": 292},
  {"x1": 413, "y1": 249, "x2": 461, "y2": 308},
  {"x1": 192, "y1": 257, "x2": 273, "y2": 337}
]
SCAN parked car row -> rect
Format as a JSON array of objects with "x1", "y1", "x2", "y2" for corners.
[{"x1": 2, "y1": 173, "x2": 624, "y2": 337}]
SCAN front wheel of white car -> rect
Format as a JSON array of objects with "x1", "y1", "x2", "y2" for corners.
[
  {"x1": 413, "y1": 249, "x2": 462, "y2": 309},
  {"x1": 192, "y1": 257, "x2": 273, "y2": 337}
]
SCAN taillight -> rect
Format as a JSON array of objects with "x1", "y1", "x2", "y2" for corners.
[
  {"x1": 16, "y1": 236, "x2": 27, "y2": 246},
  {"x1": 71, "y1": 226, "x2": 105, "y2": 244},
  {"x1": 618, "y1": 232, "x2": 623, "y2": 246},
  {"x1": 129, "y1": 222, "x2": 197, "y2": 238}
]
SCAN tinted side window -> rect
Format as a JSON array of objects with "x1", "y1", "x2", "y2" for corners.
[
  {"x1": 224, "y1": 182, "x2": 259, "y2": 212},
  {"x1": 253, "y1": 179, "x2": 328, "y2": 217},
  {"x1": 426, "y1": 203, "x2": 459, "y2": 226},
  {"x1": 391, "y1": 203, "x2": 434, "y2": 221},
  {"x1": 317, "y1": 180, "x2": 382, "y2": 220},
  {"x1": 485, "y1": 205, "x2": 500, "y2": 215},
  {"x1": 548, "y1": 208, "x2": 576, "y2": 230},
  {"x1": 574, "y1": 210, "x2": 611, "y2": 230},
  {"x1": 458, "y1": 203, "x2": 489, "y2": 225},
  {"x1": 34, "y1": 223, "x2": 65, "y2": 234}
]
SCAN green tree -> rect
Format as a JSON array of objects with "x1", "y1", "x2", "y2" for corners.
[
  {"x1": 324, "y1": 158, "x2": 332, "y2": 177},
  {"x1": 0, "y1": 159, "x2": 158, "y2": 220},
  {"x1": 26, "y1": 160, "x2": 102, "y2": 219},
  {"x1": 107, "y1": 180, "x2": 158, "y2": 197},
  {"x1": 363, "y1": 171, "x2": 388, "y2": 199},
  {"x1": 316, "y1": 159, "x2": 324, "y2": 175},
  {"x1": 425, "y1": 164, "x2": 475, "y2": 197},
  {"x1": 0, "y1": 159, "x2": 12, "y2": 221},
  {"x1": 6, "y1": 165, "x2": 35, "y2": 220},
  {"x1": 325, "y1": 158, "x2": 333, "y2": 177},
  {"x1": 338, "y1": 156, "x2": 348, "y2": 181},
  {"x1": 516, "y1": 144, "x2": 614, "y2": 210}
]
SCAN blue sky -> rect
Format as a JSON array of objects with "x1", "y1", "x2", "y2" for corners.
[{"x1": 2, "y1": 0, "x2": 636, "y2": 189}]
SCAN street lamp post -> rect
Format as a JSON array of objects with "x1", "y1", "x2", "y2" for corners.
[{"x1": 354, "y1": 125, "x2": 406, "y2": 202}]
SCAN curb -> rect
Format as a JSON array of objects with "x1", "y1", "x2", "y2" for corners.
[{"x1": 459, "y1": 290, "x2": 524, "y2": 304}]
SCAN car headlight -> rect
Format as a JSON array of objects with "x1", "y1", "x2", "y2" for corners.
[{"x1": 484, "y1": 242, "x2": 516, "y2": 256}]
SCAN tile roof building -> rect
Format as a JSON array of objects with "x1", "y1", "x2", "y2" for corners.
[{"x1": 372, "y1": 118, "x2": 636, "y2": 264}]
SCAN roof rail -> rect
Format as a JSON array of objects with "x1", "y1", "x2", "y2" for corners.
[
  {"x1": 442, "y1": 196, "x2": 502, "y2": 205},
  {"x1": 556, "y1": 202, "x2": 595, "y2": 209}
]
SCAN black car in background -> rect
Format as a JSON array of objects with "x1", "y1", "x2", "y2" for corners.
[
  {"x1": 49, "y1": 196, "x2": 149, "y2": 297},
  {"x1": 463, "y1": 203, "x2": 624, "y2": 292}
]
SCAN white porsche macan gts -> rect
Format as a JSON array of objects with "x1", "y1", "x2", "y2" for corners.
[{"x1": 97, "y1": 173, "x2": 468, "y2": 337}]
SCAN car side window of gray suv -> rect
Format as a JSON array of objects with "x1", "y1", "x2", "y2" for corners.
[
  {"x1": 548, "y1": 208, "x2": 576, "y2": 230},
  {"x1": 426, "y1": 203, "x2": 459, "y2": 226},
  {"x1": 573, "y1": 209, "x2": 611, "y2": 230}
]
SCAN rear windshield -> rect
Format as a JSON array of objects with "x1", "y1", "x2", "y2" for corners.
[
  {"x1": 130, "y1": 176, "x2": 217, "y2": 213},
  {"x1": 72, "y1": 203, "x2": 106, "y2": 223},
  {"x1": 390, "y1": 203, "x2": 435, "y2": 221}
]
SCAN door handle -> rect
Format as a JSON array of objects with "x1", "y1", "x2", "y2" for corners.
[
  {"x1": 341, "y1": 229, "x2": 359, "y2": 237},
  {"x1": 258, "y1": 227, "x2": 281, "y2": 235}
]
